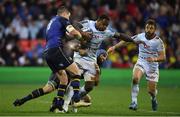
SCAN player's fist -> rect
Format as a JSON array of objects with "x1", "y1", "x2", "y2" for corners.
[
  {"x1": 81, "y1": 31, "x2": 93, "y2": 40},
  {"x1": 146, "y1": 57, "x2": 156, "y2": 62},
  {"x1": 107, "y1": 46, "x2": 115, "y2": 54}
]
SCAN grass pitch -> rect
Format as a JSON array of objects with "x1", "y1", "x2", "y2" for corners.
[{"x1": 0, "y1": 67, "x2": 180, "y2": 116}]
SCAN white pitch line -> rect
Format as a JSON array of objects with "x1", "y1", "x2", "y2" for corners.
[
  {"x1": 140, "y1": 109, "x2": 180, "y2": 115},
  {"x1": 36, "y1": 100, "x2": 51, "y2": 104},
  {"x1": 33, "y1": 101, "x2": 180, "y2": 115}
]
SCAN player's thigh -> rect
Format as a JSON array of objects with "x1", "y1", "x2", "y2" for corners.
[
  {"x1": 133, "y1": 64, "x2": 145, "y2": 82},
  {"x1": 84, "y1": 71, "x2": 96, "y2": 82},
  {"x1": 147, "y1": 80, "x2": 157, "y2": 92},
  {"x1": 44, "y1": 47, "x2": 73, "y2": 73},
  {"x1": 43, "y1": 84, "x2": 54, "y2": 93},
  {"x1": 65, "y1": 62, "x2": 80, "y2": 75}
]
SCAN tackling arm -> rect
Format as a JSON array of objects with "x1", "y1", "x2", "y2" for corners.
[
  {"x1": 107, "y1": 41, "x2": 129, "y2": 53},
  {"x1": 113, "y1": 32, "x2": 134, "y2": 42},
  {"x1": 66, "y1": 25, "x2": 82, "y2": 40}
]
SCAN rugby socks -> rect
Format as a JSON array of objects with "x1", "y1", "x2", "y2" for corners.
[
  {"x1": 63, "y1": 86, "x2": 74, "y2": 111},
  {"x1": 71, "y1": 78, "x2": 80, "y2": 102},
  {"x1": 131, "y1": 84, "x2": 139, "y2": 104},
  {"x1": 21, "y1": 88, "x2": 45, "y2": 103},
  {"x1": 79, "y1": 85, "x2": 87, "y2": 97},
  {"x1": 57, "y1": 84, "x2": 67, "y2": 99}
]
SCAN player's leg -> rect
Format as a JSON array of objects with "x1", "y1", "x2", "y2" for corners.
[
  {"x1": 50, "y1": 70, "x2": 68, "y2": 113},
  {"x1": 129, "y1": 64, "x2": 144, "y2": 110},
  {"x1": 146, "y1": 70, "x2": 159, "y2": 111},
  {"x1": 79, "y1": 81, "x2": 95, "y2": 98},
  {"x1": 147, "y1": 81, "x2": 158, "y2": 111},
  {"x1": 44, "y1": 47, "x2": 71, "y2": 113},
  {"x1": 63, "y1": 85, "x2": 74, "y2": 112},
  {"x1": 13, "y1": 73, "x2": 57, "y2": 106},
  {"x1": 65, "y1": 62, "x2": 81, "y2": 102}
]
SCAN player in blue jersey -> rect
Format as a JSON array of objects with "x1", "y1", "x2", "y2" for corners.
[
  {"x1": 13, "y1": 48, "x2": 106, "y2": 113},
  {"x1": 43, "y1": 6, "x2": 84, "y2": 113}
]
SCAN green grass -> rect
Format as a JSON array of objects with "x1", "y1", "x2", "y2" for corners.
[{"x1": 0, "y1": 67, "x2": 180, "y2": 116}]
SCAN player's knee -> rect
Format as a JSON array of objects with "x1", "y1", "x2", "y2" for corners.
[
  {"x1": 148, "y1": 87, "x2": 156, "y2": 94},
  {"x1": 85, "y1": 82, "x2": 94, "y2": 92},
  {"x1": 71, "y1": 74, "x2": 81, "y2": 79},
  {"x1": 132, "y1": 78, "x2": 139, "y2": 84},
  {"x1": 43, "y1": 84, "x2": 54, "y2": 93}
]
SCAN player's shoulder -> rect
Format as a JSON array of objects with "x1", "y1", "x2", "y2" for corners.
[
  {"x1": 154, "y1": 35, "x2": 164, "y2": 44},
  {"x1": 138, "y1": 32, "x2": 145, "y2": 37},
  {"x1": 80, "y1": 19, "x2": 91, "y2": 24},
  {"x1": 154, "y1": 35, "x2": 161, "y2": 40},
  {"x1": 132, "y1": 32, "x2": 144, "y2": 39}
]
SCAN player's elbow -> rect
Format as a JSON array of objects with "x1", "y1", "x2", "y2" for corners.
[
  {"x1": 162, "y1": 56, "x2": 166, "y2": 62},
  {"x1": 70, "y1": 30, "x2": 82, "y2": 39},
  {"x1": 159, "y1": 56, "x2": 166, "y2": 62}
]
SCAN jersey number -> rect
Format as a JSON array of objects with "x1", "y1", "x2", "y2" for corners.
[{"x1": 46, "y1": 19, "x2": 55, "y2": 31}]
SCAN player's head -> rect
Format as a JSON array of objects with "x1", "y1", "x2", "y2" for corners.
[
  {"x1": 145, "y1": 19, "x2": 157, "y2": 37},
  {"x1": 57, "y1": 6, "x2": 71, "y2": 20},
  {"x1": 96, "y1": 14, "x2": 110, "y2": 31}
]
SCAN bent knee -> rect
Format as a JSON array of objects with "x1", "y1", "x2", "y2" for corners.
[
  {"x1": 132, "y1": 78, "x2": 139, "y2": 84},
  {"x1": 43, "y1": 84, "x2": 54, "y2": 93},
  {"x1": 85, "y1": 82, "x2": 94, "y2": 92}
]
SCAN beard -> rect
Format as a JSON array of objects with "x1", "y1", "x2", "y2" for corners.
[{"x1": 145, "y1": 32, "x2": 154, "y2": 39}]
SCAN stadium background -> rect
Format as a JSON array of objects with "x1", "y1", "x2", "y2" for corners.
[{"x1": 0, "y1": 0, "x2": 180, "y2": 116}]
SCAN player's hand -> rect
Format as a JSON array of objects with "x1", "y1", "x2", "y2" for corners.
[
  {"x1": 81, "y1": 31, "x2": 93, "y2": 40},
  {"x1": 134, "y1": 40, "x2": 145, "y2": 45},
  {"x1": 95, "y1": 63, "x2": 100, "y2": 75},
  {"x1": 146, "y1": 57, "x2": 156, "y2": 62},
  {"x1": 107, "y1": 46, "x2": 115, "y2": 54},
  {"x1": 94, "y1": 63, "x2": 100, "y2": 86}
]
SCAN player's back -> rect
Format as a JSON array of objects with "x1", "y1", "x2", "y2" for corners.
[{"x1": 45, "y1": 16, "x2": 70, "y2": 50}]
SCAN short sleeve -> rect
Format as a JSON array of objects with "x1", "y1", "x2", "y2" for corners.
[
  {"x1": 79, "y1": 20, "x2": 90, "y2": 28},
  {"x1": 131, "y1": 34, "x2": 140, "y2": 42},
  {"x1": 106, "y1": 29, "x2": 115, "y2": 38},
  {"x1": 60, "y1": 17, "x2": 71, "y2": 28},
  {"x1": 157, "y1": 39, "x2": 165, "y2": 52}
]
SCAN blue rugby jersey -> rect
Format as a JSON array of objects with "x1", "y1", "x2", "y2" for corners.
[{"x1": 45, "y1": 16, "x2": 70, "y2": 50}]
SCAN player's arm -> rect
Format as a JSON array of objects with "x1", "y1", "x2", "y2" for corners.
[
  {"x1": 94, "y1": 63, "x2": 100, "y2": 86},
  {"x1": 146, "y1": 50, "x2": 166, "y2": 62},
  {"x1": 146, "y1": 40, "x2": 166, "y2": 62},
  {"x1": 107, "y1": 41, "x2": 129, "y2": 53},
  {"x1": 73, "y1": 21, "x2": 92, "y2": 40},
  {"x1": 113, "y1": 32, "x2": 145, "y2": 45},
  {"x1": 66, "y1": 25, "x2": 82, "y2": 40},
  {"x1": 78, "y1": 48, "x2": 88, "y2": 56},
  {"x1": 113, "y1": 32, "x2": 134, "y2": 42}
]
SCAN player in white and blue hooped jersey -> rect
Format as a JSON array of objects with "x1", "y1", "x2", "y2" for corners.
[
  {"x1": 108, "y1": 19, "x2": 166, "y2": 111},
  {"x1": 72, "y1": 14, "x2": 137, "y2": 102}
]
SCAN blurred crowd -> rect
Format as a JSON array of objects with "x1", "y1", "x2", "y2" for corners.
[{"x1": 0, "y1": 0, "x2": 180, "y2": 68}]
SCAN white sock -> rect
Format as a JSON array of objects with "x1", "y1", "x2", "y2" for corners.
[
  {"x1": 131, "y1": 84, "x2": 139, "y2": 104},
  {"x1": 79, "y1": 85, "x2": 87, "y2": 97},
  {"x1": 64, "y1": 86, "x2": 74, "y2": 105}
]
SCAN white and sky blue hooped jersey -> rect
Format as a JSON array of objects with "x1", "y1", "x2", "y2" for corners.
[
  {"x1": 74, "y1": 20, "x2": 115, "y2": 62},
  {"x1": 132, "y1": 33, "x2": 165, "y2": 67}
]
